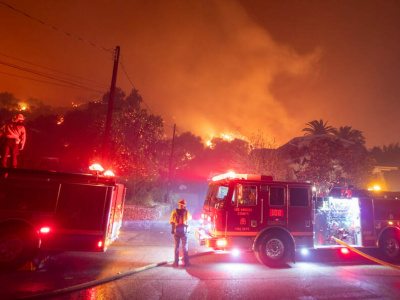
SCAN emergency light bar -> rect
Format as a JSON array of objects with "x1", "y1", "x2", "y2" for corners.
[
  {"x1": 212, "y1": 172, "x2": 273, "y2": 182},
  {"x1": 89, "y1": 164, "x2": 115, "y2": 177},
  {"x1": 104, "y1": 170, "x2": 115, "y2": 177},
  {"x1": 212, "y1": 172, "x2": 236, "y2": 181},
  {"x1": 89, "y1": 164, "x2": 104, "y2": 172}
]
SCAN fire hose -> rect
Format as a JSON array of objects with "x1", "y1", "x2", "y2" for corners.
[
  {"x1": 332, "y1": 237, "x2": 400, "y2": 271},
  {"x1": 17, "y1": 251, "x2": 215, "y2": 299}
]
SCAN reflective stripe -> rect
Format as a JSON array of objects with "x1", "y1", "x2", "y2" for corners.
[
  {"x1": 291, "y1": 232, "x2": 313, "y2": 236},
  {"x1": 210, "y1": 230, "x2": 257, "y2": 237},
  {"x1": 209, "y1": 230, "x2": 312, "y2": 237}
]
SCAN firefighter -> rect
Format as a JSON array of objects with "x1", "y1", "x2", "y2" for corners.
[
  {"x1": 170, "y1": 199, "x2": 192, "y2": 267},
  {"x1": 0, "y1": 114, "x2": 26, "y2": 168}
]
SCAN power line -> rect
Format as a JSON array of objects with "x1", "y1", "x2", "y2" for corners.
[
  {"x1": 0, "y1": 71, "x2": 106, "y2": 93},
  {"x1": 120, "y1": 59, "x2": 154, "y2": 115},
  {"x1": 0, "y1": 59, "x2": 106, "y2": 90},
  {"x1": 0, "y1": 59, "x2": 108, "y2": 91},
  {"x1": 0, "y1": 60, "x2": 108, "y2": 93},
  {"x1": 0, "y1": 51, "x2": 109, "y2": 88},
  {"x1": 119, "y1": 56, "x2": 182, "y2": 132},
  {"x1": 0, "y1": 1, "x2": 112, "y2": 53}
]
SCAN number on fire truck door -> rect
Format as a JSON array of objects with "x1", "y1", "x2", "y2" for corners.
[{"x1": 265, "y1": 186, "x2": 286, "y2": 226}]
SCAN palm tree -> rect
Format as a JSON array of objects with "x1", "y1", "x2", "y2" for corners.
[
  {"x1": 302, "y1": 119, "x2": 336, "y2": 136},
  {"x1": 334, "y1": 126, "x2": 366, "y2": 145}
]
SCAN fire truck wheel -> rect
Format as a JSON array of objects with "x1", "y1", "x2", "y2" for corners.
[
  {"x1": 379, "y1": 232, "x2": 400, "y2": 262},
  {"x1": 256, "y1": 233, "x2": 290, "y2": 267},
  {"x1": 0, "y1": 225, "x2": 38, "y2": 271}
]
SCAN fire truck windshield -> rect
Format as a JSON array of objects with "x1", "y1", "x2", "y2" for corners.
[{"x1": 206, "y1": 183, "x2": 229, "y2": 210}]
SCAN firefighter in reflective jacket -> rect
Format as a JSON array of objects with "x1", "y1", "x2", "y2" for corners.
[
  {"x1": 0, "y1": 114, "x2": 26, "y2": 168},
  {"x1": 170, "y1": 199, "x2": 192, "y2": 267}
]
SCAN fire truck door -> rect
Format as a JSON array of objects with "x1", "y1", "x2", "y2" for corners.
[
  {"x1": 359, "y1": 198, "x2": 376, "y2": 247},
  {"x1": 227, "y1": 183, "x2": 261, "y2": 235},
  {"x1": 262, "y1": 185, "x2": 287, "y2": 227},
  {"x1": 287, "y1": 187, "x2": 313, "y2": 237}
]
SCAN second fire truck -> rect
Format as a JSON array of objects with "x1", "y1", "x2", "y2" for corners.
[
  {"x1": 0, "y1": 167, "x2": 125, "y2": 270},
  {"x1": 195, "y1": 172, "x2": 400, "y2": 267}
]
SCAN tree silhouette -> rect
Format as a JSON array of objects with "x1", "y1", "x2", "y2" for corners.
[
  {"x1": 334, "y1": 126, "x2": 366, "y2": 145},
  {"x1": 370, "y1": 143, "x2": 400, "y2": 166},
  {"x1": 302, "y1": 119, "x2": 336, "y2": 136}
]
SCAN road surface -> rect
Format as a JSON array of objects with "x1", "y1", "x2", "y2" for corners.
[{"x1": 1, "y1": 221, "x2": 399, "y2": 300}]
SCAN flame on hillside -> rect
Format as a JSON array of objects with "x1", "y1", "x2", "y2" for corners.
[
  {"x1": 19, "y1": 103, "x2": 28, "y2": 111},
  {"x1": 206, "y1": 132, "x2": 249, "y2": 149}
]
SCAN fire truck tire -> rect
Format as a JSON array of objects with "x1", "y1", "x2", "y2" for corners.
[
  {"x1": 255, "y1": 233, "x2": 290, "y2": 267},
  {"x1": 379, "y1": 231, "x2": 400, "y2": 262},
  {"x1": 0, "y1": 225, "x2": 38, "y2": 271}
]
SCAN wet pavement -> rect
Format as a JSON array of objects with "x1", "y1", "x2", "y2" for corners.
[{"x1": 1, "y1": 220, "x2": 400, "y2": 299}]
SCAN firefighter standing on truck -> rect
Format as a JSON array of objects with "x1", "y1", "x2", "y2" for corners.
[
  {"x1": 0, "y1": 114, "x2": 26, "y2": 168},
  {"x1": 170, "y1": 199, "x2": 192, "y2": 267}
]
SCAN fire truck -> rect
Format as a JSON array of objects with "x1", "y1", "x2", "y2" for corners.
[
  {"x1": 195, "y1": 172, "x2": 400, "y2": 267},
  {"x1": 0, "y1": 167, "x2": 125, "y2": 270}
]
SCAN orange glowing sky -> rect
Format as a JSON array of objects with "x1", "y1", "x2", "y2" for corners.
[{"x1": 1, "y1": 0, "x2": 400, "y2": 148}]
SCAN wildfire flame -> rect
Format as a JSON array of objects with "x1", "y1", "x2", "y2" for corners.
[
  {"x1": 19, "y1": 102, "x2": 28, "y2": 111},
  {"x1": 206, "y1": 132, "x2": 249, "y2": 148}
]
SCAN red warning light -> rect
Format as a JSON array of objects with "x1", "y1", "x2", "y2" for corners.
[
  {"x1": 40, "y1": 227, "x2": 50, "y2": 234},
  {"x1": 340, "y1": 248, "x2": 350, "y2": 255}
]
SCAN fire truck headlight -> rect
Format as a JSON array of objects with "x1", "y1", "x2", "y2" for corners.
[
  {"x1": 300, "y1": 248, "x2": 309, "y2": 256},
  {"x1": 216, "y1": 239, "x2": 227, "y2": 247},
  {"x1": 232, "y1": 249, "x2": 240, "y2": 256},
  {"x1": 206, "y1": 223, "x2": 212, "y2": 230}
]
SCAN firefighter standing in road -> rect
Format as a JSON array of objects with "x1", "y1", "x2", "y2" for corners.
[
  {"x1": 0, "y1": 114, "x2": 26, "y2": 168},
  {"x1": 170, "y1": 199, "x2": 192, "y2": 267}
]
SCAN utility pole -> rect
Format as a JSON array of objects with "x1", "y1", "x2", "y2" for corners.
[
  {"x1": 102, "y1": 46, "x2": 120, "y2": 167},
  {"x1": 166, "y1": 124, "x2": 176, "y2": 202}
]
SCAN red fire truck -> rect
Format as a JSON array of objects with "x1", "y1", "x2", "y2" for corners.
[
  {"x1": 0, "y1": 167, "x2": 125, "y2": 270},
  {"x1": 195, "y1": 172, "x2": 400, "y2": 267}
]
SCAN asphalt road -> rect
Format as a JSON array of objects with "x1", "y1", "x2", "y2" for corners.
[{"x1": 1, "y1": 221, "x2": 400, "y2": 300}]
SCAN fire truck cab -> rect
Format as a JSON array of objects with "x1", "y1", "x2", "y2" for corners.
[
  {"x1": 0, "y1": 168, "x2": 126, "y2": 270},
  {"x1": 195, "y1": 173, "x2": 400, "y2": 267},
  {"x1": 195, "y1": 173, "x2": 314, "y2": 266}
]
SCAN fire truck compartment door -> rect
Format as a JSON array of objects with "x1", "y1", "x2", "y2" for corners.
[
  {"x1": 287, "y1": 187, "x2": 313, "y2": 235},
  {"x1": 55, "y1": 183, "x2": 110, "y2": 232}
]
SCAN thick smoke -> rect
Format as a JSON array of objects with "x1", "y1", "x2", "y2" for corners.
[
  {"x1": 124, "y1": 1, "x2": 321, "y2": 145},
  {"x1": 0, "y1": 0, "x2": 321, "y2": 145}
]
